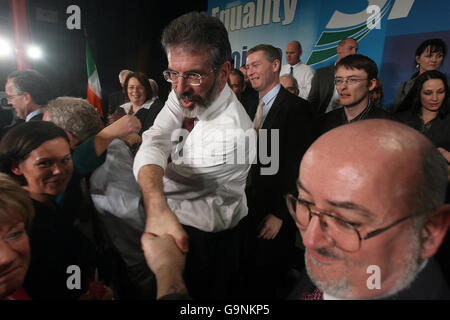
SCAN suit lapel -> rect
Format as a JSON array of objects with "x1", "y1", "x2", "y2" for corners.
[{"x1": 261, "y1": 86, "x2": 286, "y2": 129}]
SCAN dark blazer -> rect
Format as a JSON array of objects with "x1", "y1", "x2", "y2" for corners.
[
  {"x1": 247, "y1": 86, "x2": 317, "y2": 251},
  {"x1": 248, "y1": 87, "x2": 318, "y2": 222},
  {"x1": 287, "y1": 258, "x2": 450, "y2": 300},
  {"x1": 134, "y1": 98, "x2": 164, "y2": 135},
  {"x1": 308, "y1": 64, "x2": 335, "y2": 115}
]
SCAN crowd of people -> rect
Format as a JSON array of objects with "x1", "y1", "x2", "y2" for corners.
[{"x1": 0, "y1": 11, "x2": 449, "y2": 300}]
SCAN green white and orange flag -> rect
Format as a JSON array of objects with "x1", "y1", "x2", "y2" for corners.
[{"x1": 86, "y1": 41, "x2": 103, "y2": 117}]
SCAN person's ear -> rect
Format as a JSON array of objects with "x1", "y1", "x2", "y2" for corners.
[
  {"x1": 22, "y1": 92, "x2": 32, "y2": 105},
  {"x1": 368, "y1": 78, "x2": 377, "y2": 91},
  {"x1": 10, "y1": 160, "x2": 23, "y2": 176},
  {"x1": 272, "y1": 59, "x2": 281, "y2": 73},
  {"x1": 420, "y1": 204, "x2": 450, "y2": 260},
  {"x1": 63, "y1": 130, "x2": 79, "y2": 150},
  {"x1": 415, "y1": 56, "x2": 421, "y2": 67}
]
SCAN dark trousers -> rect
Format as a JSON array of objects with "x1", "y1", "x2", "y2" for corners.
[{"x1": 182, "y1": 220, "x2": 245, "y2": 300}]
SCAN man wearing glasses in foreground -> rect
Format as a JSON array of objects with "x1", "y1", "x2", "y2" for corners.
[
  {"x1": 320, "y1": 54, "x2": 391, "y2": 134},
  {"x1": 143, "y1": 119, "x2": 450, "y2": 300},
  {"x1": 134, "y1": 12, "x2": 255, "y2": 300},
  {"x1": 287, "y1": 119, "x2": 450, "y2": 299}
]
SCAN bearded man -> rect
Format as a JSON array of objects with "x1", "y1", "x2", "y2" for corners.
[{"x1": 133, "y1": 11, "x2": 255, "y2": 300}]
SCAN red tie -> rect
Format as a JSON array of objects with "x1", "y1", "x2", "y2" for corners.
[
  {"x1": 300, "y1": 288, "x2": 323, "y2": 300},
  {"x1": 183, "y1": 117, "x2": 197, "y2": 132}
]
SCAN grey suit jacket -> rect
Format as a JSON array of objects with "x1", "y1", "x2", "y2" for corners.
[{"x1": 308, "y1": 64, "x2": 335, "y2": 115}]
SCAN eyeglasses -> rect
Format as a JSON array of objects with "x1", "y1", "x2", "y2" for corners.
[
  {"x1": 6, "y1": 94, "x2": 23, "y2": 101},
  {"x1": 334, "y1": 78, "x2": 368, "y2": 86},
  {"x1": 127, "y1": 85, "x2": 145, "y2": 91},
  {"x1": 163, "y1": 68, "x2": 216, "y2": 86},
  {"x1": 285, "y1": 193, "x2": 427, "y2": 252}
]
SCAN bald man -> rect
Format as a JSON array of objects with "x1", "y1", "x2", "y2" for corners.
[
  {"x1": 143, "y1": 119, "x2": 450, "y2": 300},
  {"x1": 308, "y1": 38, "x2": 359, "y2": 115},
  {"x1": 280, "y1": 41, "x2": 314, "y2": 99},
  {"x1": 288, "y1": 119, "x2": 450, "y2": 299}
]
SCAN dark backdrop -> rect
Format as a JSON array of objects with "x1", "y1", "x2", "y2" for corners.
[{"x1": 0, "y1": 0, "x2": 208, "y2": 110}]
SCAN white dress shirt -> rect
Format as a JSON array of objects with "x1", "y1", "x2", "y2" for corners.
[
  {"x1": 133, "y1": 84, "x2": 256, "y2": 232},
  {"x1": 90, "y1": 139, "x2": 146, "y2": 269},
  {"x1": 280, "y1": 61, "x2": 315, "y2": 99},
  {"x1": 119, "y1": 99, "x2": 155, "y2": 114}
]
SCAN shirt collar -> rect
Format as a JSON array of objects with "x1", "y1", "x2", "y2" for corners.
[
  {"x1": 120, "y1": 100, "x2": 153, "y2": 113},
  {"x1": 260, "y1": 83, "x2": 281, "y2": 105},
  {"x1": 196, "y1": 83, "x2": 232, "y2": 121},
  {"x1": 289, "y1": 60, "x2": 302, "y2": 67},
  {"x1": 26, "y1": 108, "x2": 43, "y2": 122}
]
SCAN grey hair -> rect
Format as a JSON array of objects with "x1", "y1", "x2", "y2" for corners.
[
  {"x1": 149, "y1": 79, "x2": 159, "y2": 96},
  {"x1": 119, "y1": 69, "x2": 133, "y2": 83},
  {"x1": 413, "y1": 146, "x2": 448, "y2": 231},
  {"x1": 45, "y1": 97, "x2": 104, "y2": 142},
  {"x1": 280, "y1": 74, "x2": 299, "y2": 89},
  {"x1": 7, "y1": 69, "x2": 51, "y2": 105},
  {"x1": 161, "y1": 11, "x2": 231, "y2": 69}
]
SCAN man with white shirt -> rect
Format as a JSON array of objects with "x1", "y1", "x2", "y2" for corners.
[
  {"x1": 280, "y1": 41, "x2": 314, "y2": 99},
  {"x1": 133, "y1": 11, "x2": 255, "y2": 300},
  {"x1": 288, "y1": 119, "x2": 450, "y2": 299}
]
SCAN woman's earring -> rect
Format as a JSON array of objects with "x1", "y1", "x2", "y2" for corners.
[{"x1": 416, "y1": 64, "x2": 420, "y2": 69}]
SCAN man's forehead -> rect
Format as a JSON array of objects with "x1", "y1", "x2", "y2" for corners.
[
  {"x1": 5, "y1": 79, "x2": 16, "y2": 91},
  {"x1": 167, "y1": 47, "x2": 212, "y2": 70},
  {"x1": 280, "y1": 77, "x2": 294, "y2": 86},
  {"x1": 336, "y1": 66, "x2": 367, "y2": 77},
  {"x1": 229, "y1": 74, "x2": 242, "y2": 84}
]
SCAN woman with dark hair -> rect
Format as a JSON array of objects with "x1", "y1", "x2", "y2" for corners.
[
  {"x1": 0, "y1": 173, "x2": 34, "y2": 300},
  {"x1": 108, "y1": 72, "x2": 163, "y2": 135},
  {"x1": 394, "y1": 38, "x2": 447, "y2": 112},
  {"x1": 396, "y1": 70, "x2": 450, "y2": 149},
  {"x1": 0, "y1": 121, "x2": 111, "y2": 300}
]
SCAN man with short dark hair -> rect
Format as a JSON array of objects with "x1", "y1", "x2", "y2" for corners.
[
  {"x1": 308, "y1": 38, "x2": 359, "y2": 115},
  {"x1": 228, "y1": 68, "x2": 245, "y2": 100},
  {"x1": 5, "y1": 69, "x2": 51, "y2": 121},
  {"x1": 280, "y1": 41, "x2": 314, "y2": 99},
  {"x1": 288, "y1": 119, "x2": 450, "y2": 299},
  {"x1": 244, "y1": 44, "x2": 317, "y2": 298},
  {"x1": 320, "y1": 54, "x2": 392, "y2": 134},
  {"x1": 133, "y1": 11, "x2": 255, "y2": 300}
]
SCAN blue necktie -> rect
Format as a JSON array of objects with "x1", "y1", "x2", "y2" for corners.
[{"x1": 290, "y1": 66, "x2": 293, "y2": 76}]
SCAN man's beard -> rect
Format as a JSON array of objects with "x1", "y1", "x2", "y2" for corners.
[
  {"x1": 304, "y1": 232, "x2": 422, "y2": 299},
  {"x1": 177, "y1": 74, "x2": 220, "y2": 118}
]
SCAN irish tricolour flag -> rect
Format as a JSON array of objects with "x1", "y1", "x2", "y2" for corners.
[{"x1": 86, "y1": 41, "x2": 103, "y2": 117}]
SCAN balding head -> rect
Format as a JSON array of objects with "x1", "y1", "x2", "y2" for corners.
[
  {"x1": 337, "y1": 38, "x2": 358, "y2": 61},
  {"x1": 295, "y1": 119, "x2": 450, "y2": 299},
  {"x1": 285, "y1": 41, "x2": 302, "y2": 66}
]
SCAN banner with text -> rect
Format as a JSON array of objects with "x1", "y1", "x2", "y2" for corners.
[{"x1": 208, "y1": 0, "x2": 450, "y2": 108}]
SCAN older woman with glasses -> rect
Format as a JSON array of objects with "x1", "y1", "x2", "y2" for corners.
[{"x1": 0, "y1": 173, "x2": 34, "y2": 300}]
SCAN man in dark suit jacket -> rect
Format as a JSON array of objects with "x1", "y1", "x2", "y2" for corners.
[
  {"x1": 1, "y1": 69, "x2": 51, "y2": 139},
  {"x1": 308, "y1": 38, "x2": 358, "y2": 115},
  {"x1": 287, "y1": 119, "x2": 450, "y2": 300},
  {"x1": 243, "y1": 44, "x2": 318, "y2": 299}
]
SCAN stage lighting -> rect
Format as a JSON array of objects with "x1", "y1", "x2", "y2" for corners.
[
  {"x1": 0, "y1": 38, "x2": 13, "y2": 57},
  {"x1": 27, "y1": 45, "x2": 42, "y2": 59}
]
